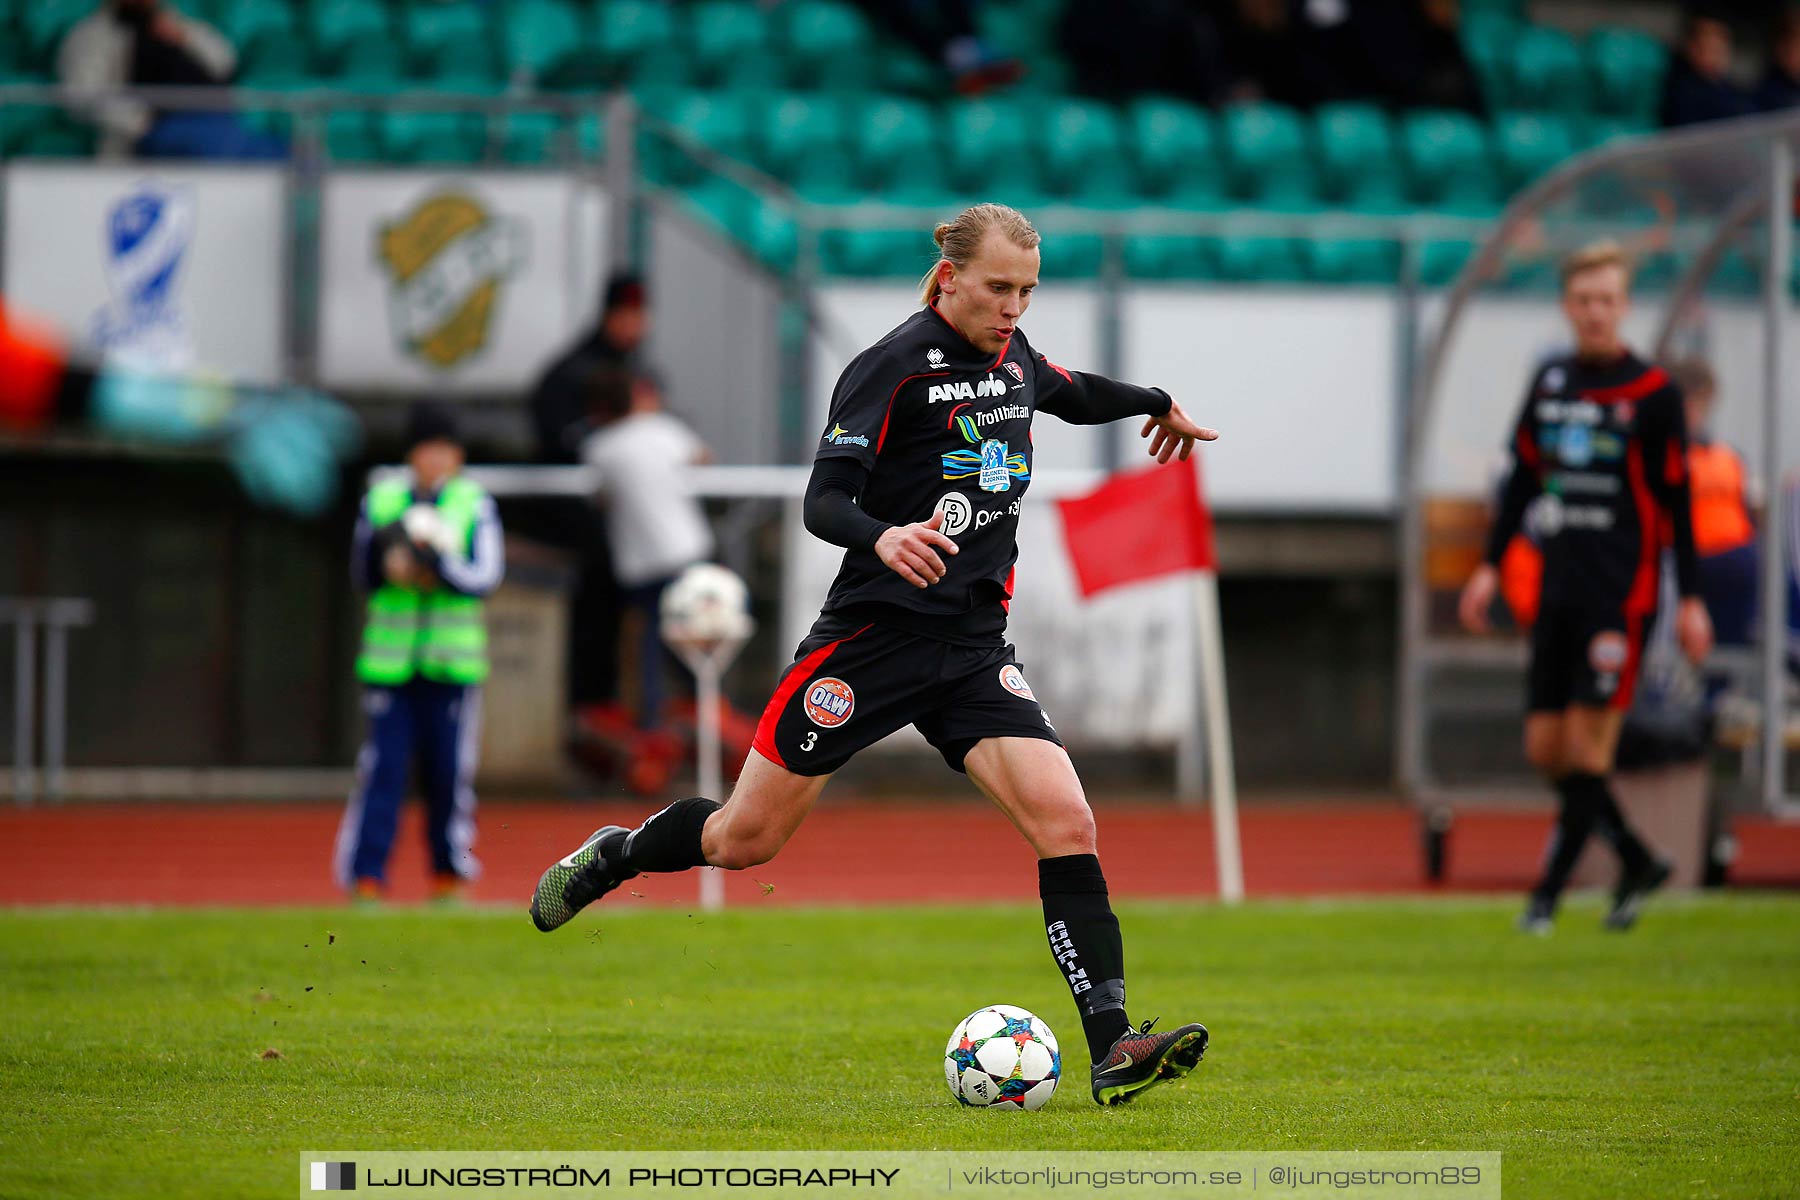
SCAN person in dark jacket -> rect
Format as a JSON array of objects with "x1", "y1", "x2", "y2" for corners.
[{"x1": 1661, "y1": 11, "x2": 1756, "y2": 127}]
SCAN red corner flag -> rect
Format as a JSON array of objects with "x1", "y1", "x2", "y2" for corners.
[{"x1": 1055, "y1": 456, "x2": 1216, "y2": 599}]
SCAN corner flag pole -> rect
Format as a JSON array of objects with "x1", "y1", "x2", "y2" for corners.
[{"x1": 1191, "y1": 570, "x2": 1244, "y2": 904}]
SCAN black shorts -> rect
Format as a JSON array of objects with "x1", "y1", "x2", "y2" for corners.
[
  {"x1": 1527, "y1": 601, "x2": 1655, "y2": 713},
  {"x1": 752, "y1": 614, "x2": 1063, "y2": 776}
]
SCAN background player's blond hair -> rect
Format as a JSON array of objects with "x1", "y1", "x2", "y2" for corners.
[
  {"x1": 918, "y1": 203, "x2": 1041, "y2": 304},
  {"x1": 1559, "y1": 239, "x2": 1633, "y2": 290}
]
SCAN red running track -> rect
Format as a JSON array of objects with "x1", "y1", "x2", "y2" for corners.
[{"x1": 3, "y1": 800, "x2": 1797, "y2": 907}]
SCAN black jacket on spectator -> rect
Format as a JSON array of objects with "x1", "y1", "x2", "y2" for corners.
[
  {"x1": 1660, "y1": 56, "x2": 1756, "y2": 126},
  {"x1": 1753, "y1": 66, "x2": 1800, "y2": 111}
]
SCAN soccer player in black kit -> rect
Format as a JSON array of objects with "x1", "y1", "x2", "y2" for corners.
[
  {"x1": 530, "y1": 203, "x2": 1220, "y2": 1106},
  {"x1": 1459, "y1": 242, "x2": 1713, "y2": 934}
]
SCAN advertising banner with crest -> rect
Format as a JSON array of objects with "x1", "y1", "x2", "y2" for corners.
[
  {"x1": 317, "y1": 173, "x2": 607, "y2": 393},
  {"x1": 2, "y1": 163, "x2": 286, "y2": 381}
]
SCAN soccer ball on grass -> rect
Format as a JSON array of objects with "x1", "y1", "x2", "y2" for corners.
[{"x1": 943, "y1": 1004, "x2": 1061, "y2": 1110}]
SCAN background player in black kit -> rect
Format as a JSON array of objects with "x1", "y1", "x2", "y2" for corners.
[
  {"x1": 530, "y1": 203, "x2": 1221, "y2": 1106},
  {"x1": 1458, "y1": 241, "x2": 1713, "y2": 934}
]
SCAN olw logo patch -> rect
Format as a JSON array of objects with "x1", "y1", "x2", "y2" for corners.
[{"x1": 377, "y1": 192, "x2": 525, "y2": 369}]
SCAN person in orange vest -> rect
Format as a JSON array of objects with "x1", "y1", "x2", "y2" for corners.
[{"x1": 1671, "y1": 359, "x2": 1759, "y2": 647}]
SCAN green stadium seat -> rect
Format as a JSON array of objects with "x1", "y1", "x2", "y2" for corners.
[
  {"x1": 403, "y1": 1, "x2": 488, "y2": 64},
  {"x1": 1416, "y1": 197, "x2": 1499, "y2": 287},
  {"x1": 504, "y1": 0, "x2": 595, "y2": 88},
  {"x1": 644, "y1": 90, "x2": 754, "y2": 185},
  {"x1": 500, "y1": 110, "x2": 562, "y2": 164},
  {"x1": 237, "y1": 32, "x2": 313, "y2": 88},
  {"x1": 381, "y1": 109, "x2": 487, "y2": 164},
  {"x1": 1401, "y1": 109, "x2": 1498, "y2": 206},
  {"x1": 1494, "y1": 111, "x2": 1576, "y2": 192},
  {"x1": 1214, "y1": 233, "x2": 1311, "y2": 284},
  {"x1": 1508, "y1": 25, "x2": 1587, "y2": 113},
  {"x1": 1577, "y1": 114, "x2": 1651, "y2": 151},
  {"x1": 1304, "y1": 198, "x2": 1406, "y2": 284},
  {"x1": 1458, "y1": 14, "x2": 1517, "y2": 109},
  {"x1": 576, "y1": 110, "x2": 605, "y2": 161},
  {"x1": 16, "y1": 118, "x2": 96, "y2": 158},
  {"x1": 1460, "y1": 0, "x2": 1525, "y2": 18},
  {"x1": 853, "y1": 96, "x2": 940, "y2": 190},
  {"x1": 945, "y1": 97, "x2": 1037, "y2": 194},
  {"x1": 1222, "y1": 103, "x2": 1316, "y2": 203},
  {"x1": 757, "y1": 92, "x2": 851, "y2": 189},
  {"x1": 1587, "y1": 28, "x2": 1666, "y2": 122},
  {"x1": 211, "y1": 0, "x2": 296, "y2": 51},
  {"x1": 0, "y1": 105, "x2": 60, "y2": 157},
  {"x1": 595, "y1": 0, "x2": 686, "y2": 87},
  {"x1": 1040, "y1": 99, "x2": 1133, "y2": 201},
  {"x1": 689, "y1": 1, "x2": 780, "y2": 90},
  {"x1": 779, "y1": 0, "x2": 877, "y2": 92},
  {"x1": 308, "y1": 0, "x2": 390, "y2": 68},
  {"x1": 1129, "y1": 99, "x2": 1221, "y2": 203},
  {"x1": 1313, "y1": 103, "x2": 1401, "y2": 205},
  {"x1": 331, "y1": 39, "x2": 407, "y2": 89},
  {"x1": 323, "y1": 108, "x2": 383, "y2": 160},
  {"x1": 20, "y1": 0, "x2": 92, "y2": 61},
  {"x1": 422, "y1": 32, "x2": 501, "y2": 88}
]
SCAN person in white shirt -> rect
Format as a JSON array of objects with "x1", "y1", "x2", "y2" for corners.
[{"x1": 580, "y1": 368, "x2": 713, "y2": 729}]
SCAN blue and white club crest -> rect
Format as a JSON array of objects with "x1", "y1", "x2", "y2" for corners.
[
  {"x1": 91, "y1": 181, "x2": 196, "y2": 370},
  {"x1": 1557, "y1": 422, "x2": 1593, "y2": 467},
  {"x1": 979, "y1": 439, "x2": 1010, "y2": 493}
]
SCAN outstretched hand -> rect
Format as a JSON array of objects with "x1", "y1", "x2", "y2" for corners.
[
  {"x1": 875, "y1": 509, "x2": 959, "y2": 589},
  {"x1": 1140, "y1": 399, "x2": 1220, "y2": 464}
]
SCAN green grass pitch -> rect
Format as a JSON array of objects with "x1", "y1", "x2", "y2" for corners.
[{"x1": 3, "y1": 895, "x2": 1796, "y2": 1198}]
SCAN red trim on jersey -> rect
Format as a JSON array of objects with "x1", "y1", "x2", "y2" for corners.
[
  {"x1": 1038, "y1": 353, "x2": 1073, "y2": 384},
  {"x1": 1582, "y1": 366, "x2": 1668, "y2": 404},
  {"x1": 752, "y1": 624, "x2": 874, "y2": 769},
  {"x1": 1664, "y1": 438, "x2": 1686, "y2": 485},
  {"x1": 875, "y1": 372, "x2": 948, "y2": 454},
  {"x1": 1516, "y1": 424, "x2": 1540, "y2": 470},
  {"x1": 1623, "y1": 442, "x2": 1661, "y2": 617},
  {"x1": 1000, "y1": 566, "x2": 1016, "y2": 613},
  {"x1": 1612, "y1": 610, "x2": 1647, "y2": 712}
]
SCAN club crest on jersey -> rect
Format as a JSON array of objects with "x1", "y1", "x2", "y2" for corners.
[
  {"x1": 980, "y1": 439, "x2": 1011, "y2": 491},
  {"x1": 1589, "y1": 631, "x2": 1629, "y2": 674},
  {"x1": 1556, "y1": 422, "x2": 1594, "y2": 467},
  {"x1": 802, "y1": 677, "x2": 855, "y2": 728},
  {"x1": 941, "y1": 441, "x2": 1029, "y2": 489},
  {"x1": 998, "y1": 664, "x2": 1035, "y2": 700},
  {"x1": 927, "y1": 348, "x2": 946, "y2": 368},
  {"x1": 1003, "y1": 361, "x2": 1024, "y2": 384}
]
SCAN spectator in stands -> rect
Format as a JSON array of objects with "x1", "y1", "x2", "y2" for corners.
[
  {"x1": 1216, "y1": 0, "x2": 1353, "y2": 110},
  {"x1": 1661, "y1": 10, "x2": 1757, "y2": 127},
  {"x1": 580, "y1": 366, "x2": 714, "y2": 736},
  {"x1": 1753, "y1": 7, "x2": 1800, "y2": 110},
  {"x1": 1342, "y1": 0, "x2": 1486, "y2": 115},
  {"x1": 851, "y1": 0, "x2": 1020, "y2": 94},
  {"x1": 58, "y1": 0, "x2": 282, "y2": 159},
  {"x1": 1058, "y1": 0, "x2": 1232, "y2": 106},
  {"x1": 530, "y1": 274, "x2": 649, "y2": 464},
  {"x1": 1672, "y1": 359, "x2": 1759, "y2": 648},
  {"x1": 519, "y1": 272, "x2": 651, "y2": 736}
]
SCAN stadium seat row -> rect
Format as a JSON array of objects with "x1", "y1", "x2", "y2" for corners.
[
  {"x1": 642, "y1": 93, "x2": 1650, "y2": 210},
  {"x1": 0, "y1": 0, "x2": 1666, "y2": 126},
  {"x1": 684, "y1": 174, "x2": 1797, "y2": 291}
]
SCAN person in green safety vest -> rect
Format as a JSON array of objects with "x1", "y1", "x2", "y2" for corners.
[{"x1": 334, "y1": 401, "x2": 504, "y2": 903}]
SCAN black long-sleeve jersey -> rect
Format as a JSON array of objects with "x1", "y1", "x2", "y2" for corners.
[
  {"x1": 812, "y1": 302, "x2": 1172, "y2": 644},
  {"x1": 1483, "y1": 349, "x2": 1698, "y2": 614}
]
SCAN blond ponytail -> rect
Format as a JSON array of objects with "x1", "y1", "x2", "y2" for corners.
[{"x1": 917, "y1": 203, "x2": 1040, "y2": 305}]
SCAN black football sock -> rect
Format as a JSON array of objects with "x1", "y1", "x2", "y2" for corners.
[
  {"x1": 1588, "y1": 779, "x2": 1654, "y2": 874},
  {"x1": 613, "y1": 796, "x2": 721, "y2": 874},
  {"x1": 1039, "y1": 853, "x2": 1130, "y2": 1063},
  {"x1": 1531, "y1": 774, "x2": 1602, "y2": 906}
]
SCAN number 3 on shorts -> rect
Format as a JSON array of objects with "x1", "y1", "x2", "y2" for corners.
[{"x1": 800, "y1": 732, "x2": 818, "y2": 752}]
